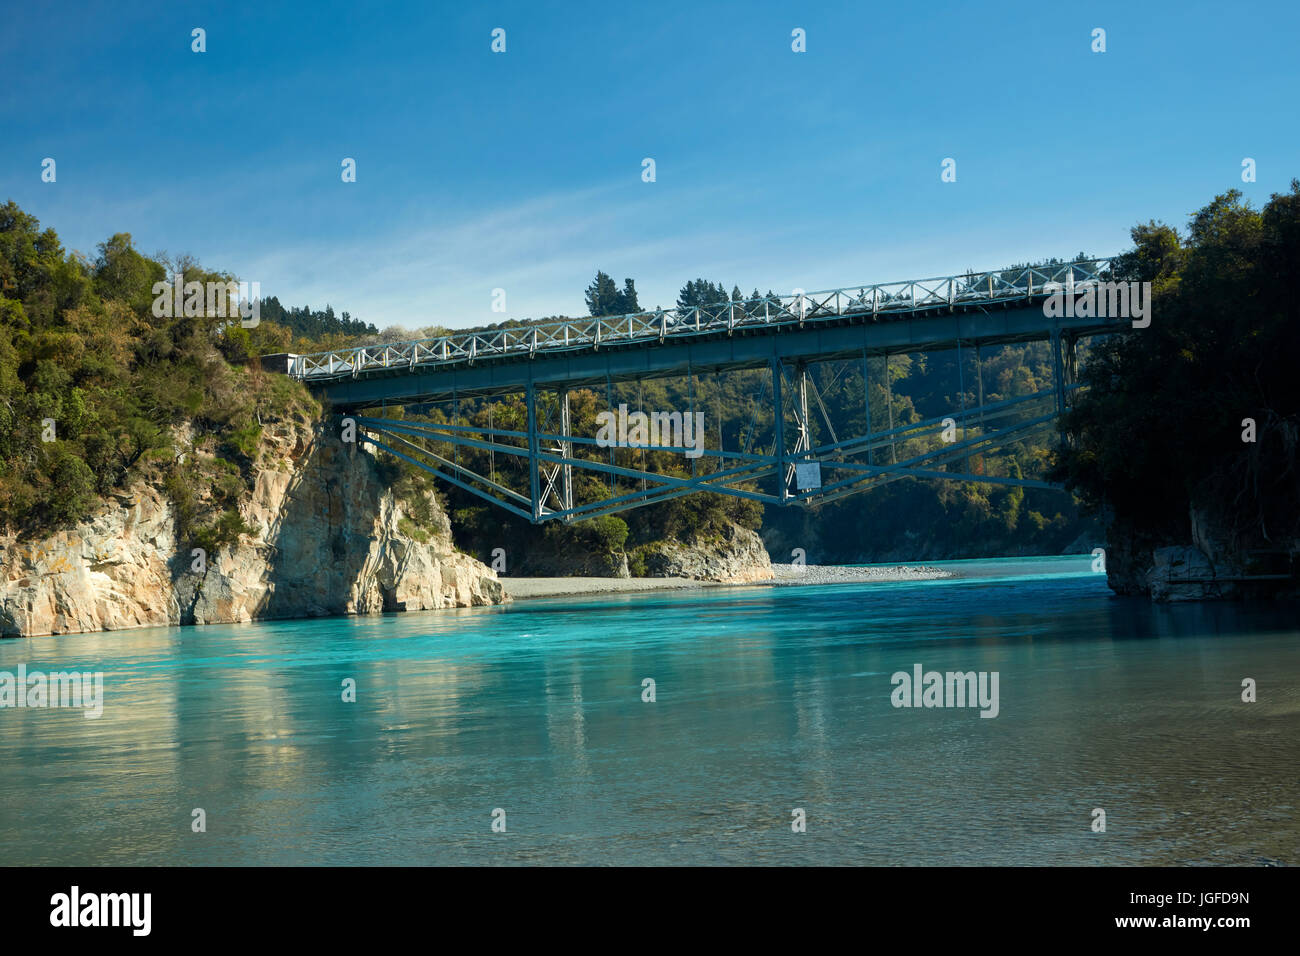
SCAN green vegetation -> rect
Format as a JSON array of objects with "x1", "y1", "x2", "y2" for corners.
[
  {"x1": 233, "y1": 302, "x2": 389, "y2": 358},
  {"x1": 759, "y1": 337, "x2": 1093, "y2": 562},
  {"x1": 0, "y1": 200, "x2": 318, "y2": 544},
  {"x1": 256, "y1": 298, "x2": 377, "y2": 341},
  {"x1": 379, "y1": 267, "x2": 1098, "y2": 570},
  {"x1": 675, "y1": 279, "x2": 777, "y2": 315},
  {"x1": 372, "y1": 374, "x2": 766, "y2": 573},
  {"x1": 397, "y1": 517, "x2": 430, "y2": 544},
  {"x1": 15, "y1": 182, "x2": 1287, "y2": 578},
  {"x1": 1054, "y1": 182, "x2": 1300, "y2": 558},
  {"x1": 583, "y1": 271, "x2": 640, "y2": 317}
]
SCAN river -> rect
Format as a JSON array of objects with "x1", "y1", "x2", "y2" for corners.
[{"x1": 1, "y1": 555, "x2": 1296, "y2": 865}]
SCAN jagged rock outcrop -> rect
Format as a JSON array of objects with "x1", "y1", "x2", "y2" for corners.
[
  {"x1": 0, "y1": 423, "x2": 507, "y2": 638},
  {"x1": 636, "y1": 521, "x2": 773, "y2": 583},
  {"x1": 1106, "y1": 504, "x2": 1299, "y2": 602},
  {"x1": 474, "y1": 518, "x2": 772, "y2": 582}
]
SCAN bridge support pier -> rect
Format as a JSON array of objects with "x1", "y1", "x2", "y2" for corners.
[
  {"x1": 1050, "y1": 331, "x2": 1067, "y2": 419},
  {"x1": 957, "y1": 339, "x2": 967, "y2": 470},
  {"x1": 885, "y1": 354, "x2": 896, "y2": 463},
  {"x1": 772, "y1": 357, "x2": 786, "y2": 501},
  {"x1": 560, "y1": 390, "x2": 574, "y2": 518},
  {"x1": 792, "y1": 362, "x2": 811, "y2": 490},
  {"x1": 862, "y1": 348, "x2": 873, "y2": 466},
  {"x1": 526, "y1": 381, "x2": 540, "y2": 521},
  {"x1": 1058, "y1": 333, "x2": 1079, "y2": 447}
]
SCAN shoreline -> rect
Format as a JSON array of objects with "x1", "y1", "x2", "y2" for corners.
[{"x1": 500, "y1": 563, "x2": 954, "y2": 601}]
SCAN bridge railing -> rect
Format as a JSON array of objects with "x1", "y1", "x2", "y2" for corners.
[{"x1": 291, "y1": 258, "x2": 1113, "y2": 381}]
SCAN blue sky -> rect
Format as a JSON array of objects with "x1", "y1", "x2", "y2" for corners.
[{"x1": 2, "y1": 0, "x2": 1297, "y2": 332}]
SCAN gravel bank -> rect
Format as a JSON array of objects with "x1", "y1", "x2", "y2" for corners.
[
  {"x1": 769, "y1": 564, "x2": 951, "y2": 585},
  {"x1": 500, "y1": 576, "x2": 712, "y2": 599},
  {"x1": 501, "y1": 564, "x2": 953, "y2": 600}
]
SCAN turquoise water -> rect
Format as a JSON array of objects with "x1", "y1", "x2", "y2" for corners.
[{"x1": 1, "y1": 555, "x2": 1297, "y2": 865}]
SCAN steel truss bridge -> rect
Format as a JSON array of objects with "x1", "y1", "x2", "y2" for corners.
[{"x1": 291, "y1": 259, "x2": 1126, "y2": 523}]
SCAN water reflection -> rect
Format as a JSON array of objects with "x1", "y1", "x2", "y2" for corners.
[{"x1": 0, "y1": 557, "x2": 1296, "y2": 865}]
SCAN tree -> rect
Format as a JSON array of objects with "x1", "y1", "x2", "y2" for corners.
[
  {"x1": 585, "y1": 271, "x2": 640, "y2": 316},
  {"x1": 619, "y1": 278, "x2": 640, "y2": 314},
  {"x1": 584, "y1": 271, "x2": 619, "y2": 316},
  {"x1": 1054, "y1": 181, "x2": 1300, "y2": 553},
  {"x1": 0, "y1": 201, "x2": 321, "y2": 537},
  {"x1": 94, "y1": 234, "x2": 164, "y2": 312},
  {"x1": 676, "y1": 279, "x2": 729, "y2": 314}
]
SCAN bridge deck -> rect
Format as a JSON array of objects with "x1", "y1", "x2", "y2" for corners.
[
  {"x1": 294, "y1": 260, "x2": 1121, "y2": 407},
  {"x1": 311, "y1": 295, "x2": 1125, "y2": 408},
  {"x1": 288, "y1": 261, "x2": 1127, "y2": 520}
]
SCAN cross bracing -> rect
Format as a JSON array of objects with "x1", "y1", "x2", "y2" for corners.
[{"x1": 291, "y1": 260, "x2": 1122, "y2": 521}]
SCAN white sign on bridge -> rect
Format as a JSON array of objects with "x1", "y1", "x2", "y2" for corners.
[{"x1": 795, "y1": 462, "x2": 822, "y2": 491}]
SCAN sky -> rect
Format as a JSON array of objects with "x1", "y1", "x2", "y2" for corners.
[{"x1": 2, "y1": 0, "x2": 1298, "y2": 333}]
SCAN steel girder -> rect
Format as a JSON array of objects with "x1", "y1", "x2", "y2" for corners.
[
  {"x1": 293, "y1": 259, "x2": 1114, "y2": 384},
  {"x1": 346, "y1": 351, "x2": 1081, "y2": 523}
]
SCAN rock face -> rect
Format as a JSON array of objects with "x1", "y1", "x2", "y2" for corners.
[
  {"x1": 0, "y1": 423, "x2": 508, "y2": 638},
  {"x1": 637, "y1": 521, "x2": 773, "y2": 583},
  {"x1": 1106, "y1": 504, "x2": 1299, "y2": 602}
]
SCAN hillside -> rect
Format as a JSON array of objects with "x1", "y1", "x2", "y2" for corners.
[
  {"x1": 1054, "y1": 182, "x2": 1300, "y2": 600},
  {"x1": 0, "y1": 201, "x2": 506, "y2": 637}
]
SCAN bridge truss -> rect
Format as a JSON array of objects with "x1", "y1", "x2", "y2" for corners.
[
  {"x1": 293, "y1": 259, "x2": 1111, "y2": 382},
  {"x1": 298, "y1": 260, "x2": 1121, "y2": 523}
]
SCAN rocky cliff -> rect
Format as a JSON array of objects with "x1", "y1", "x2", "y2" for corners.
[
  {"x1": 635, "y1": 521, "x2": 773, "y2": 583},
  {"x1": 0, "y1": 421, "x2": 508, "y2": 638},
  {"x1": 1105, "y1": 504, "x2": 1299, "y2": 602}
]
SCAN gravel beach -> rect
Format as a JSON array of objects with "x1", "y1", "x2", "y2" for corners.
[
  {"x1": 768, "y1": 563, "x2": 951, "y2": 585},
  {"x1": 500, "y1": 563, "x2": 953, "y2": 600}
]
